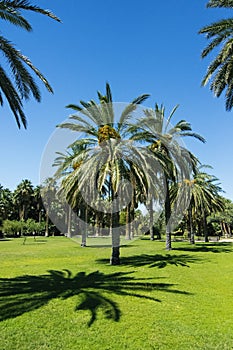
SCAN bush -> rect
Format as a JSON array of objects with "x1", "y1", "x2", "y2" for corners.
[
  {"x1": 1, "y1": 219, "x2": 45, "y2": 237},
  {"x1": 1, "y1": 220, "x2": 24, "y2": 236}
]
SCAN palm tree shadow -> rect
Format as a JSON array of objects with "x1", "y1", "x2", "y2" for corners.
[
  {"x1": 173, "y1": 242, "x2": 233, "y2": 254},
  {"x1": 0, "y1": 269, "x2": 191, "y2": 326},
  {"x1": 97, "y1": 253, "x2": 201, "y2": 268}
]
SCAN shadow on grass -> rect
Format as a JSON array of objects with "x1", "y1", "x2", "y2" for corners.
[
  {"x1": 85, "y1": 244, "x2": 136, "y2": 248},
  {"x1": 97, "y1": 253, "x2": 201, "y2": 268},
  {"x1": 173, "y1": 242, "x2": 233, "y2": 254},
  {"x1": 0, "y1": 270, "x2": 190, "y2": 326}
]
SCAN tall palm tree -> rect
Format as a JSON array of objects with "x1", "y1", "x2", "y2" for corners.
[
  {"x1": 199, "y1": 0, "x2": 233, "y2": 111},
  {"x1": 0, "y1": 0, "x2": 60, "y2": 128},
  {"x1": 56, "y1": 83, "x2": 151, "y2": 264},
  {"x1": 130, "y1": 104, "x2": 205, "y2": 250}
]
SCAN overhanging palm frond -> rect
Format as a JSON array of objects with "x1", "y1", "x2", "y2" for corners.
[
  {"x1": 0, "y1": 65, "x2": 27, "y2": 127},
  {"x1": 207, "y1": 0, "x2": 233, "y2": 8},
  {"x1": 0, "y1": 0, "x2": 60, "y2": 127},
  {"x1": 0, "y1": 36, "x2": 41, "y2": 100},
  {"x1": 199, "y1": 4, "x2": 233, "y2": 110},
  {"x1": 1, "y1": 0, "x2": 61, "y2": 22},
  {"x1": 0, "y1": 1, "x2": 31, "y2": 30}
]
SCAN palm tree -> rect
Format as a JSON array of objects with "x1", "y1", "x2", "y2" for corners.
[
  {"x1": 13, "y1": 179, "x2": 33, "y2": 221},
  {"x1": 54, "y1": 143, "x2": 90, "y2": 244},
  {"x1": 32, "y1": 185, "x2": 44, "y2": 222},
  {"x1": 208, "y1": 197, "x2": 233, "y2": 237},
  {"x1": 175, "y1": 167, "x2": 224, "y2": 243},
  {"x1": 199, "y1": 0, "x2": 233, "y2": 111},
  {"x1": 0, "y1": 0, "x2": 60, "y2": 128},
  {"x1": 0, "y1": 185, "x2": 13, "y2": 221},
  {"x1": 56, "y1": 83, "x2": 151, "y2": 264},
  {"x1": 40, "y1": 178, "x2": 58, "y2": 237},
  {"x1": 130, "y1": 104, "x2": 205, "y2": 250},
  {"x1": 192, "y1": 171, "x2": 224, "y2": 243}
]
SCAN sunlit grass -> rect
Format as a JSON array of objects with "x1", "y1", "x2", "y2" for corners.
[{"x1": 0, "y1": 236, "x2": 233, "y2": 350}]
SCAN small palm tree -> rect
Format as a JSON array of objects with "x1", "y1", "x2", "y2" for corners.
[
  {"x1": 199, "y1": 0, "x2": 233, "y2": 110},
  {"x1": 175, "y1": 167, "x2": 224, "y2": 243},
  {"x1": 0, "y1": 0, "x2": 60, "y2": 128}
]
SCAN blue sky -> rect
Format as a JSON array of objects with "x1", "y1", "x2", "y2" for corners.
[{"x1": 1, "y1": 0, "x2": 233, "y2": 200}]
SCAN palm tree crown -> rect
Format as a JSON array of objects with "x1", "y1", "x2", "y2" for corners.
[
  {"x1": 199, "y1": 0, "x2": 233, "y2": 110},
  {"x1": 0, "y1": 0, "x2": 60, "y2": 128}
]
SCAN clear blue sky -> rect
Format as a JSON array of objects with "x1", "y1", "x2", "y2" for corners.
[{"x1": 1, "y1": 0, "x2": 233, "y2": 200}]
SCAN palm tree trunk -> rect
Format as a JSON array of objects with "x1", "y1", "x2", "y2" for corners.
[
  {"x1": 45, "y1": 210, "x2": 49, "y2": 237},
  {"x1": 131, "y1": 207, "x2": 135, "y2": 239},
  {"x1": 189, "y1": 206, "x2": 195, "y2": 244},
  {"x1": 203, "y1": 214, "x2": 208, "y2": 243},
  {"x1": 67, "y1": 205, "x2": 72, "y2": 238},
  {"x1": 125, "y1": 203, "x2": 131, "y2": 240},
  {"x1": 110, "y1": 182, "x2": 120, "y2": 265},
  {"x1": 148, "y1": 197, "x2": 154, "y2": 240},
  {"x1": 95, "y1": 211, "x2": 101, "y2": 236},
  {"x1": 227, "y1": 224, "x2": 232, "y2": 237},
  {"x1": 222, "y1": 221, "x2": 228, "y2": 237},
  {"x1": 80, "y1": 206, "x2": 87, "y2": 247},
  {"x1": 165, "y1": 178, "x2": 172, "y2": 250},
  {"x1": 110, "y1": 210, "x2": 120, "y2": 265}
]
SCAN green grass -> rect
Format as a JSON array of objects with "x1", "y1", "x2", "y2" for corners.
[{"x1": 0, "y1": 236, "x2": 233, "y2": 350}]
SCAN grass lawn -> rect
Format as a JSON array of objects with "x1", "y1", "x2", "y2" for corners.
[{"x1": 0, "y1": 236, "x2": 233, "y2": 350}]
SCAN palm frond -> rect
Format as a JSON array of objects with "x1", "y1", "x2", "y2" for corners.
[
  {"x1": 0, "y1": 2, "x2": 31, "y2": 30},
  {"x1": 0, "y1": 65, "x2": 27, "y2": 127},
  {"x1": 165, "y1": 104, "x2": 179, "y2": 132},
  {"x1": 0, "y1": 35, "x2": 41, "y2": 100},
  {"x1": 181, "y1": 132, "x2": 206, "y2": 143},
  {"x1": 131, "y1": 94, "x2": 150, "y2": 105},
  {"x1": 3, "y1": 0, "x2": 61, "y2": 22},
  {"x1": 207, "y1": 0, "x2": 233, "y2": 8}
]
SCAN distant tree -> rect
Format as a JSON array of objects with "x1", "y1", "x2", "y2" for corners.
[
  {"x1": 2, "y1": 219, "x2": 23, "y2": 236},
  {"x1": 13, "y1": 179, "x2": 33, "y2": 220},
  {"x1": 173, "y1": 168, "x2": 224, "y2": 243},
  {"x1": 0, "y1": 0, "x2": 60, "y2": 128},
  {"x1": 32, "y1": 185, "x2": 44, "y2": 222},
  {"x1": 208, "y1": 197, "x2": 233, "y2": 237},
  {"x1": 40, "y1": 178, "x2": 58, "y2": 237},
  {"x1": 0, "y1": 185, "x2": 13, "y2": 221},
  {"x1": 199, "y1": 0, "x2": 233, "y2": 110}
]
